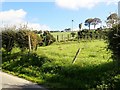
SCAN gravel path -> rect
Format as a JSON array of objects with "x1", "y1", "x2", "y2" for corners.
[{"x1": 0, "y1": 71, "x2": 48, "y2": 90}]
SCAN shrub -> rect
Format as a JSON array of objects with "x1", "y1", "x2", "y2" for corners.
[
  {"x1": 71, "y1": 32, "x2": 76, "y2": 37},
  {"x1": 16, "y1": 29, "x2": 39, "y2": 51},
  {"x1": 37, "y1": 34, "x2": 43, "y2": 46},
  {"x1": 29, "y1": 31, "x2": 39, "y2": 50},
  {"x1": 42, "y1": 31, "x2": 56, "y2": 46},
  {"x1": 16, "y1": 30, "x2": 29, "y2": 51},
  {"x1": 2, "y1": 29, "x2": 16, "y2": 52},
  {"x1": 107, "y1": 24, "x2": 120, "y2": 63},
  {"x1": 77, "y1": 30, "x2": 107, "y2": 40}
]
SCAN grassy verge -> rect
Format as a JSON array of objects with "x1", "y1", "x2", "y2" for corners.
[{"x1": 2, "y1": 40, "x2": 120, "y2": 90}]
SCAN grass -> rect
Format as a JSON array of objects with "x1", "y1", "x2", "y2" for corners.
[
  {"x1": 37, "y1": 40, "x2": 111, "y2": 65},
  {"x1": 2, "y1": 40, "x2": 120, "y2": 90}
]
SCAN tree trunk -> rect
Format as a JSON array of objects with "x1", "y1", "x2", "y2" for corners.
[
  {"x1": 89, "y1": 24, "x2": 90, "y2": 30},
  {"x1": 94, "y1": 25, "x2": 96, "y2": 29}
]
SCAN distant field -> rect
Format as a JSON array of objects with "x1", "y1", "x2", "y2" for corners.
[
  {"x1": 51, "y1": 32, "x2": 77, "y2": 41},
  {"x1": 2, "y1": 40, "x2": 120, "y2": 89}
]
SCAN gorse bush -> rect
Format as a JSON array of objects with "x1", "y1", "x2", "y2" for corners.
[{"x1": 107, "y1": 24, "x2": 120, "y2": 62}]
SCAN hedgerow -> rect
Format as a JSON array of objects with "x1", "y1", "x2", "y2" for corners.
[{"x1": 1, "y1": 28, "x2": 56, "y2": 52}]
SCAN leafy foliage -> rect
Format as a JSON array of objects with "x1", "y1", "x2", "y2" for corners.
[
  {"x1": 91, "y1": 18, "x2": 102, "y2": 29},
  {"x1": 42, "y1": 31, "x2": 56, "y2": 46},
  {"x1": 77, "y1": 29, "x2": 107, "y2": 40},
  {"x1": 2, "y1": 26, "x2": 55, "y2": 52},
  {"x1": 106, "y1": 13, "x2": 119, "y2": 28},
  {"x1": 15, "y1": 30, "x2": 29, "y2": 51},
  {"x1": 84, "y1": 18, "x2": 94, "y2": 30},
  {"x1": 79, "y1": 23, "x2": 82, "y2": 30},
  {"x1": 107, "y1": 24, "x2": 120, "y2": 62},
  {"x1": 16, "y1": 29, "x2": 39, "y2": 51},
  {"x1": 2, "y1": 29, "x2": 16, "y2": 52},
  {"x1": 71, "y1": 32, "x2": 76, "y2": 37},
  {"x1": 85, "y1": 18, "x2": 101, "y2": 30}
]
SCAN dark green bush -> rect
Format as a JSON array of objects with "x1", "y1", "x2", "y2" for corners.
[
  {"x1": 71, "y1": 32, "x2": 76, "y2": 37},
  {"x1": 2, "y1": 29, "x2": 16, "y2": 52},
  {"x1": 77, "y1": 30, "x2": 107, "y2": 40},
  {"x1": 42, "y1": 31, "x2": 56, "y2": 46},
  {"x1": 15, "y1": 30, "x2": 29, "y2": 51},
  {"x1": 107, "y1": 24, "x2": 120, "y2": 62},
  {"x1": 37, "y1": 34, "x2": 43, "y2": 46}
]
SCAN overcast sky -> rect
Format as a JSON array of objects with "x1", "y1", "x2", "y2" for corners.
[{"x1": 0, "y1": 0, "x2": 119, "y2": 31}]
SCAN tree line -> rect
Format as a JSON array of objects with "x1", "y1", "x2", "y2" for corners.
[{"x1": 62, "y1": 13, "x2": 119, "y2": 32}]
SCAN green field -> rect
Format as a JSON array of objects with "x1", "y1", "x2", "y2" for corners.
[
  {"x1": 37, "y1": 40, "x2": 111, "y2": 65},
  {"x1": 2, "y1": 40, "x2": 120, "y2": 89},
  {"x1": 51, "y1": 32, "x2": 77, "y2": 41}
]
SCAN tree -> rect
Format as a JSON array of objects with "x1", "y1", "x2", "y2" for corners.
[
  {"x1": 72, "y1": 20, "x2": 74, "y2": 31},
  {"x1": 71, "y1": 32, "x2": 76, "y2": 38},
  {"x1": 84, "y1": 18, "x2": 94, "y2": 30},
  {"x1": 64, "y1": 28, "x2": 71, "y2": 32},
  {"x1": 38, "y1": 30, "x2": 42, "y2": 34},
  {"x1": 42, "y1": 31, "x2": 56, "y2": 46},
  {"x1": 91, "y1": 18, "x2": 102, "y2": 29},
  {"x1": 79, "y1": 23, "x2": 82, "y2": 30},
  {"x1": 106, "y1": 13, "x2": 119, "y2": 28}
]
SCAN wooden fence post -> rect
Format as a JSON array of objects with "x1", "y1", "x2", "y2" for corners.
[
  {"x1": 57, "y1": 35, "x2": 59, "y2": 42},
  {"x1": 72, "y1": 48, "x2": 81, "y2": 64},
  {"x1": 67, "y1": 34, "x2": 69, "y2": 41},
  {"x1": 62, "y1": 34, "x2": 63, "y2": 41},
  {"x1": 28, "y1": 34, "x2": 31, "y2": 53}
]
